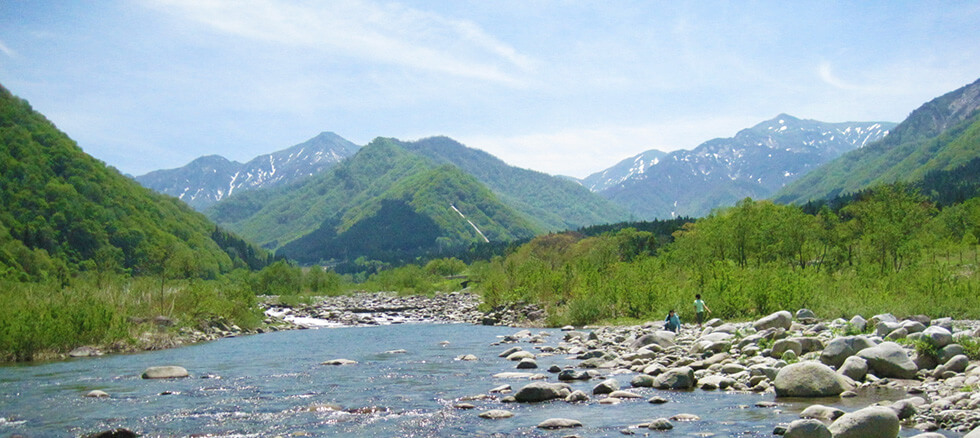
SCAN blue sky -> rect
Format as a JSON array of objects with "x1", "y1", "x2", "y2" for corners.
[{"x1": 2, "y1": 1, "x2": 980, "y2": 178}]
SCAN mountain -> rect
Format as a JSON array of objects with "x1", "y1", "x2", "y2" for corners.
[
  {"x1": 208, "y1": 137, "x2": 542, "y2": 264},
  {"x1": 590, "y1": 114, "x2": 894, "y2": 219},
  {"x1": 579, "y1": 149, "x2": 668, "y2": 192},
  {"x1": 135, "y1": 132, "x2": 359, "y2": 211},
  {"x1": 398, "y1": 136, "x2": 629, "y2": 231},
  {"x1": 775, "y1": 78, "x2": 980, "y2": 204},
  {"x1": 0, "y1": 85, "x2": 271, "y2": 281}
]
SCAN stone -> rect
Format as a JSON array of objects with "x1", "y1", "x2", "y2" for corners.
[
  {"x1": 536, "y1": 418, "x2": 582, "y2": 429},
  {"x1": 828, "y1": 406, "x2": 899, "y2": 438},
  {"x1": 630, "y1": 374, "x2": 655, "y2": 387},
  {"x1": 800, "y1": 404, "x2": 844, "y2": 421},
  {"x1": 648, "y1": 396, "x2": 668, "y2": 404},
  {"x1": 856, "y1": 342, "x2": 918, "y2": 379},
  {"x1": 514, "y1": 382, "x2": 570, "y2": 402},
  {"x1": 774, "y1": 361, "x2": 851, "y2": 397},
  {"x1": 820, "y1": 336, "x2": 876, "y2": 368},
  {"x1": 784, "y1": 419, "x2": 831, "y2": 438},
  {"x1": 516, "y1": 358, "x2": 538, "y2": 369},
  {"x1": 888, "y1": 399, "x2": 917, "y2": 420},
  {"x1": 796, "y1": 309, "x2": 817, "y2": 320},
  {"x1": 85, "y1": 390, "x2": 110, "y2": 398},
  {"x1": 629, "y1": 331, "x2": 676, "y2": 349},
  {"x1": 772, "y1": 339, "x2": 803, "y2": 358},
  {"x1": 938, "y1": 344, "x2": 966, "y2": 364},
  {"x1": 69, "y1": 346, "x2": 102, "y2": 357},
  {"x1": 506, "y1": 351, "x2": 535, "y2": 361},
  {"x1": 669, "y1": 413, "x2": 700, "y2": 422},
  {"x1": 565, "y1": 390, "x2": 589, "y2": 403},
  {"x1": 922, "y1": 326, "x2": 953, "y2": 349},
  {"x1": 944, "y1": 354, "x2": 969, "y2": 373},
  {"x1": 456, "y1": 354, "x2": 478, "y2": 361},
  {"x1": 653, "y1": 366, "x2": 696, "y2": 389},
  {"x1": 499, "y1": 346, "x2": 523, "y2": 357},
  {"x1": 849, "y1": 315, "x2": 867, "y2": 332},
  {"x1": 593, "y1": 379, "x2": 620, "y2": 395},
  {"x1": 647, "y1": 418, "x2": 673, "y2": 430},
  {"x1": 558, "y1": 369, "x2": 592, "y2": 381},
  {"x1": 697, "y1": 375, "x2": 735, "y2": 390},
  {"x1": 964, "y1": 427, "x2": 980, "y2": 438},
  {"x1": 321, "y1": 359, "x2": 357, "y2": 366},
  {"x1": 479, "y1": 409, "x2": 514, "y2": 419},
  {"x1": 82, "y1": 429, "x2": 138, "y2": 438},
  {"x1": 608, "y1": 390, "x2": 643, "y2": 399},
  {"x1": 838, "y1": 356, "x2": 868, "y2": 381},
  {"x1": 141, "y1": 366, "x2": 189, "y2": 379},
  {"x1": 754, "y1": 311, "x2": 793, "y2": 331}
]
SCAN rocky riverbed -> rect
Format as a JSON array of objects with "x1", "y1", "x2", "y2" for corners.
[{"x1": 461, "y1": 310, "x2": 980, "y2": 437}]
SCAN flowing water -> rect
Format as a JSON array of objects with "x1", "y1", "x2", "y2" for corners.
[{"x1": 0, "y1": 324, "x2": 963, "y2": 437}]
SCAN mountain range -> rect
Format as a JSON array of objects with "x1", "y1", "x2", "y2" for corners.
[
  {"x1": 580, "y1": 114, "x2": 895, "y2": 219},
  {"x1": 135, "y1": 132, "x2": 359, "y2": 211},
  {"x1": 775, "y1": 77, "x2": 980, "y2": 204},
  {"x1": 205, "y1": 136, "x2": 628, "y2": 264}
]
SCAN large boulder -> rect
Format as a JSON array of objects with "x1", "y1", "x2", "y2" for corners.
[
  {"x1": 630, "y1": 331, "x2": 676, "y2": 349},
  {"x1": 828, "y1": 406, "x2": 900, "y2": 438},
  {"x1": 819, "y1": 336, "x2": 876, "y2": 368},
  {"x1": 514, "y1": 382, "x2": 570, "y2": 402},
  {"x1": 753, "y1": 311, "x2": 793, "y2": 331},
  {"x1": 856, "y1": 342, "x2": 918, "y2": 379},
  {"x1": 653, "y1": 366, "x2": 696, "y2": 389},
  {"x1": 774, "y1": 361, "x2": 851, "y2": 397},
  {"x1": 141, "y1": 366, "x2": 189, "y2": 379},
  {"x1": 784, "y1": 419, "x2": 831, "y2": 438}
]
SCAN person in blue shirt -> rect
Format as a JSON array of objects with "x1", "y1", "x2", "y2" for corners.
[{"x1": 664, "y1": 309, "x2": 681, "y2": 333}]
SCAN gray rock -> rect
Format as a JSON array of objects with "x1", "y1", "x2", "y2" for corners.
[
  {"x1": 793, "y1": 337, "x2": 825, "y2": 354},
  {"x1": 506, "y1": 351, "x2": 535, "y2": 361},
  {"x1": 141, "y1": 366, "x2": 189, "y2": 379},
  {"x1": 321, "y1": 359, "x2": 357, "y2": 366},
  {"x1": 648, "y1": 396, "x2": 668, "y2": 404},
  {"x1": 773, "y1": 339, "x2": 803, "y2": 358},
  {"x1": 774, "y1": 361, "x2": 851, "y2": 397},
  {"x1": 800, "y1": 404, "x2": 844, "y2": 420},
  {"x1": 875, "y1": 321, "x2": 903, "y2": 338},
  {"x1": 796, "y1": 309, "x2": 817, "y2": 320},
  {"x1": 784, "y1": 418, "x2": 831, "y2": 438},
  {"x1": 456, "y1": 354, "x2": 478, "y2": 361},
  {"x1": 944, "y1": 354, "x2": 969, "y2": 373},
  {"x1": 537, "y1": 418, "x2": 582, "y2": 429},
  {"x1": 565, "y1": 390, "x2": 589, "y2": 403},
  {"x1": 608, "y1": 390, "x2": 642, "y2": 399},
  {"x1": 69, "y1": 346, "x2": 103, "y2": 357},
  {"x1": 653, "y1": 366, "x2": 696, "y2": 389},
  {"x1": 593, "y1": 379, "x2": 619, "y2": 395},
  {"x1": 698, "y1": 375, "x2": 735, "y2": 390},
  {"x1": 558, "y1": 369, "x2": 592, "y2": 381},
  {"x1": 820, "y1": 336, "x2": 876, "y2": 368},
  {"x1": 901, "y1": 320, "x2": 927, "y2": 334},
  {"x1": 828, "y1": 406, "x2": 899, "y2": 438},
  {"x1": 856, "y1": 342, "x2": 918, "y2": 379},
  {"x1": 889, "y1": 399, "x2": 917, "y2": 420},
  {"x1": 479, "y1": 409, "x2": 514, "y2": 419},
  {"x1": 872, "y1": 313, "x2": 898, "y2": 324},
  {"x1": 838, "y1": 356, "x2": 868, "y2": 381},
  {"x1": 885, "y1": 327, "x2": 908, "y2": 341},
  {"x1": 647, "y1": 418, "x2": 674, "y2": 430},
  {"x1": 85, "y1": 390, "x2": 110, "y2": 398},
  {"x1": 629, "y1": 331, "x2": 676, "y2": 349},
  {"x1": 965, "y1": 426, "x2": 980, "y2": 438},
  {"x1": 938, "y1": 344, "x2": 965, "y2": 363},
  {"x1": 922, "y1": 326, "x2": 953, "y2": 349},
  {"x1": 514, "y1": 382, "x2": 570, "y2": 402},
  {"x1": 849, "y1": 315, "x2": 867, "y2": 332},
  {"x1": 630, "y1": 374, "x2": 655, "y2": 387},
  {"x1": 754, "y1": 311, "x2": 793, "y2": 331}
]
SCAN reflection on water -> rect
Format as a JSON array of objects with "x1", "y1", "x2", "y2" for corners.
[{"x1": 0, "y1": 324, "x2": 964, "y2": 437}]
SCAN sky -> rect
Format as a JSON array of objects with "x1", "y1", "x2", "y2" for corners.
[{"x1": 2, "y1": 1, "x2": 980, "y2": 178}]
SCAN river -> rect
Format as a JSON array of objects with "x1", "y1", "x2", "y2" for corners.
[{"x1": 0, "y1": 324, "x2": 963, "y2": 437}]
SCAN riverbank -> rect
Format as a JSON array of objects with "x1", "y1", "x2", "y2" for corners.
[{"x1": 476, "y1": 310, "x2": 980, "y2": 436}]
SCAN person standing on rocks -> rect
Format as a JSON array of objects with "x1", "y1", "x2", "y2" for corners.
[{"x1": 694, "y1": 294, "x2": 711, "y2": 328}]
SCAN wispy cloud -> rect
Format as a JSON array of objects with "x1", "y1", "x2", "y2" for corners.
[
  {"x1": 145, "y1": 0, "x2": 535, "y2": 85},
  {"x1": 0, "y1": 39, "x2": 16, "y2": 58}
]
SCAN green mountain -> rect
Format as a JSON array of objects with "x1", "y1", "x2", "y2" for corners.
[
  {"x1": 775, "y1": 78, "x2": 980, "y2": 204},
  {"x1": 399, "y1": 136, "x2": 629, "y2": 230},
  {"x1": 0, "y1": 85, "x2": 271, "y2": 282},
  {"x1": 207, "y1": 138, "x2": 543, "y2": 264}
]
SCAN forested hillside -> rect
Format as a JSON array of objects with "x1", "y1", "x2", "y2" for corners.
[
  {"x1": 0, "y1": 85, "x2": 276, "y2": 360},
  {"x1": 209, "y1": 138, "x2": 541, "y2": 266},
  {"x1": 776, "y1": 78, "x2": 980, "y2": 204}
]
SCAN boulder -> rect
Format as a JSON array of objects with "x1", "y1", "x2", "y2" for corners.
[
  {"x1": 944, "y1": 354, "x2": 969, "y2": 373},
  {"x1": 321, "y1": 359, "x2": 357, "y2": 366},
  {"x1": 514, "y1": 382, "x2": 570, "y2": 402},
  {"x1": 796, "y1": 309, "x2": 817, "y2": 320},
  {"x1": 629, "y1": 331, "x2": 676, "y2": 349},
  {"x1": 938, "y1": 344, "x2": 966, "y2": 364},
  {"x1": 516, "y1": 358, "x2": 538, "y2": 369},
  {"x1": 85, "y1": 390, "x2": 110, "y2": 398},
  {"x1": 828, "y1": 406, "x2": 899, "y2": 438},
  {"x1": 630, "y1": 374, "x2": 655, "y2": 387},
  {"x1": 800, "y1": 404, "x2": 844, "y2": 421},
  {"x1": 697, "y1": 375, "x2": 735, "y2": 390},
  {"x1": 479, "y1": 409, "x2": 514, "y2": 419},
  {"x1": 754, "y1": 311, "x2": 793, "y2": 331},
  {"x1": 838, "y1": 356, "x2": 868, "y2": 381},
  {"x1": 772, "y1": 339, "x2": 803, "y2": 358},
  {"x1": 647, "y1": 418, "x2": 674, "y2": 430},
  {"x1": 592, "y1": 379, "x2": 619, "y2": 395},
  {"x1": 141, "y1": 366, "x2": 189, "y2": 379},
  {"x1": 653, "y1": 366, "x2": 696, "y2": 389},
  {"x1": 848, "y1": 315, "x2": 867, "y2": 332},
  {"x1": 784, "y1": 418, "x2": 831, "y2": 438},
  {"x1": 774, "y1": 361, "x2": 851, "y2": 397},
  {"x1": 856, "y1": 342, "x2": 918, "y2": 379},
  {"x1": 820, "y1": 336, "x2": 876, "y2": 368},
  {"x1": 922, "y1": 326, "x2": 953, "y2": 349},
  {"x1": 793, "y1": 337, "x2": 825, "y2": 354},
  {"x1": 536, "y1": 418, "x2": 582, "y2": 429},
  {"x1": 565, "y1": 390, "x2": 589, "y2": 403}
]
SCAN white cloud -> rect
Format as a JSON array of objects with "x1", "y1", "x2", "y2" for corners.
[
  {"x1": 145, "y1": 0, "x2": 535, "y2": 85},
  {"x1": 0, "y1": 39, "x2": 16, "y2": 58}
]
